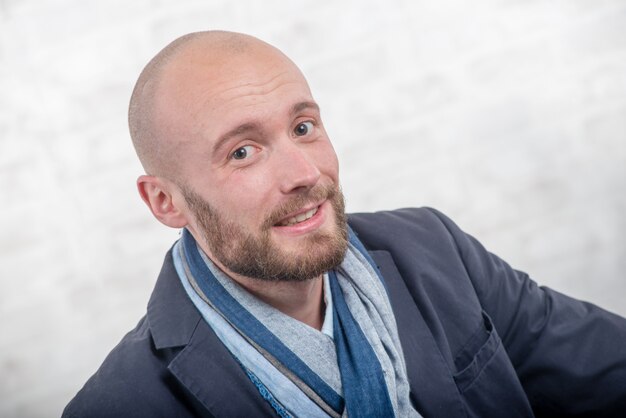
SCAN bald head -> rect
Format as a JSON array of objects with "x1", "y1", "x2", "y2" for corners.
[{"x1": 128, "y1": 31, "x2": 296, "y2": 178}]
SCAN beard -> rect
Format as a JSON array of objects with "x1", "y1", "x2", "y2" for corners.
[{"x1": 181, "y1": 183, "x2": 348, "y2": 282}]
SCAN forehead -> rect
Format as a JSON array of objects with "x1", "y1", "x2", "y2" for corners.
[{"x1": 154, "y1": 42, "x2": 313, "y2": 142}]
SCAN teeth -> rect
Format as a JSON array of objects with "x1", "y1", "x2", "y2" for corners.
[{"x1": 280, "y1": 207, "x2": 318, "y2": 226}]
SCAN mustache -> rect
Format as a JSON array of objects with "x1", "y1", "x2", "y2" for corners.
[{"x1": 263, "y1": 183, "x2": 339, "y2": 229}]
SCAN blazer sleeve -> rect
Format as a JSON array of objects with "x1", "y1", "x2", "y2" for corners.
[{"x1": 428, "y1": 208, "x2": 626, "y2": 417}]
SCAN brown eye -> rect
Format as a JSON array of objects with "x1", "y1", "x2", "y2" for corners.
[{"x1": 294, "y1": 121, "x2": 314, "y2": 136}]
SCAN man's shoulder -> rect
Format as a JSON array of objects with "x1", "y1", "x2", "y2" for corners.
[
  {"x1": 63, "y1": 246, "x2": 212, "y2": 417},
  {"x1": 348, "y1": 206, "x2": 442, "y2": 226},
  {"x1": 62, "y1": 316, "x2": 178, "y2": 417},
  {"x1": 348, "y1": 207, "x2": 458, "y2": 250}
]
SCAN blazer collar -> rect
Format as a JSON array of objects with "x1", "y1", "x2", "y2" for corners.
[
  {"x1": 147, "y1": 249, "x2": 202, "y2": 349},
  {"x1": 147, "y1": 248, "x2": 278, "y2": 416}
]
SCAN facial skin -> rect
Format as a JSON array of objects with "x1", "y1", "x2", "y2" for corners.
[{"x1": 134, "y1": 33, "x2": 348, "y2": 290}]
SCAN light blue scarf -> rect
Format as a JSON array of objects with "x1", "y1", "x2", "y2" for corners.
[{"x1": 174, "y1": 227, "x2": 420, "y2": 417}]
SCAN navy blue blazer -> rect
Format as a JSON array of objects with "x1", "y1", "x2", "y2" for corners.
[{"x1": 63, "y1": 208, "x2": 626, "y2": 417}]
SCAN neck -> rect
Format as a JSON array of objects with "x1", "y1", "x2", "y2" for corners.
[{"x1": 230, "y1": 273, "x2": 326, "y2": 330}]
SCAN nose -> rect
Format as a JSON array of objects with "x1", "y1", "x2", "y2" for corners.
[{"x1": 275, "y1": 141, "x2": 321, "y2": 194}]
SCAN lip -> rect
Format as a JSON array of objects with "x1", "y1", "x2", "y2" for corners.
[{"x1": 273, "y1": 200, "x2": 328, "y2": 235}]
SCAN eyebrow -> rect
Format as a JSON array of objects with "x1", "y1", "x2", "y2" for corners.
[
  {"x1": 290, "y1": 100, "x2": 320, "y2": 116},
  {"x1": 211, "y1": 101, "x2": 321, "y2": 155},
  {"x1": 212, "y1": 122, "x2": 260, "y2": 156}
]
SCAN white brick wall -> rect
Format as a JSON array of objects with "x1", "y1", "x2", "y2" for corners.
[{"x1": 1, "y1": 0, "x2": 625, "y2": 416}]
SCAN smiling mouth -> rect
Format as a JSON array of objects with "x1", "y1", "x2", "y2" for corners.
[{"x1": 278, "y1": 206, "x2": 319, "y2": 226}]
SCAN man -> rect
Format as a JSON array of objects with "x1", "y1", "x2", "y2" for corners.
[{"x1": 63, "y1": 31, "x2": 626, "y2": 417}]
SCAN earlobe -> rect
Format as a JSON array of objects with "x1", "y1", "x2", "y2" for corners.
[{"x1": 137, "y1": 175, "x2": 188, "y2": 228}]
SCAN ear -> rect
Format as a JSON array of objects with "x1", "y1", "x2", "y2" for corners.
[{"x1": 137, "y1": 175, "x2": 188, "y2": 228}]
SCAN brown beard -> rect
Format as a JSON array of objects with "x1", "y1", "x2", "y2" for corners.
[{"x1": 181, "y1": 183, "x2": 348, "y2": 282}]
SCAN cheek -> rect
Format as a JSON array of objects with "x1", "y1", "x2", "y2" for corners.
[
  {"x1": 315, "y1": 141, "x2": 340, "y2": 180},
  {"x1": 217, "y1": 172, "x2": 274, "y2": 215}
]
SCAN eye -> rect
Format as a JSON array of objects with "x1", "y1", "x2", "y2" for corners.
[
  {"x1": 294, "y1": 121, "x2": 314, "y2": 137},
  {"x1": 231, "y1": 145, "x2": 256, "y2": 160}
]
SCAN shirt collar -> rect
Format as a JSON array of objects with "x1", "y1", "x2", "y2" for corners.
[{"x1": 321, "y1": 272, "x2": 335, "y2": 338}]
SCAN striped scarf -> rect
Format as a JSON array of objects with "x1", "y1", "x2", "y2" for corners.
[{"x1": 173, "y1": 227, "x2": 420, "y2": 417}]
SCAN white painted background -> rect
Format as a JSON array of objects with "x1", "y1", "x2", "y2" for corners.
[{"x1": 1, "y1": 0, "x2": 625, "y2": 416}]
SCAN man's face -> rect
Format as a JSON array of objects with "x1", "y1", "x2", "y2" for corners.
[{"x1": 160, "y1": 44, "x2": 348, "y2": 281}]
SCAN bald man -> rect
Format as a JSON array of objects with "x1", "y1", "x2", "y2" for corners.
[{"x1": 63, "y1": 31, "x2": 626, "y2": 418}]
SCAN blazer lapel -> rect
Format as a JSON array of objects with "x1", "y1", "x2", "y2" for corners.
[
  {"x1": 149, "y1": 250, "x2": 276, "y2": 417},
  {"x1": 370, "y1": 250, "x2": 466, "y2": 418},
  {"x1": 168, "y1": 321, "x2": 277, "y2": 417}
]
